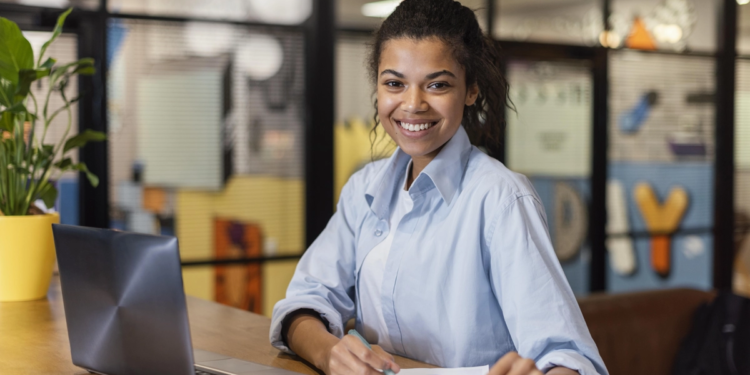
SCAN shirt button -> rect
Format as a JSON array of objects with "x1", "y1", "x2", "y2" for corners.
[{"x1": 374, "y1": 230, "x2": 383, "y2": 237}]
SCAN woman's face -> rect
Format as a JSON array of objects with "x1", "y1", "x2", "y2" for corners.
[{"x1": 377, "y1": 37, "x2": 478, "y2": 159}]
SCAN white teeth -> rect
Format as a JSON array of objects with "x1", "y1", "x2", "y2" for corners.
[{"x1": 399, "y1": 121, "x2": 434, "y2": 132}]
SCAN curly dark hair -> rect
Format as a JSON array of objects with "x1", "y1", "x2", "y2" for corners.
[{"x1": 367, "y1": 0, "x2": 511, "y2": 149}]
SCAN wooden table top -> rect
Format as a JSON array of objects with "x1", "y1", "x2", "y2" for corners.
[{"x1": 0, "y1": 276, "x2": 433, "y2": 374}]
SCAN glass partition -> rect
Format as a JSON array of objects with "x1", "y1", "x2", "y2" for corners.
[
  {"x1": 0, "y1": 0, "x2": 98, "y2": 9},
  {"x1": 109, "y1": 0, "x2": 312, "y2": 24},
  {"x1": 334, "y1": 31, "x2": 396, "y2": 203},
  {"x1": 506, "y1": 59, "x2": 593, "y2": 296},
  {"x1": 494, "y1": 0, "x2": 602, "y2": 46},
  {"x1": 609, "y1": 0, "x2": 716, "y2": 52},
  {"x1": 107, "y1": 18, "x2": 306, "y2": 316},
  {"x1": 735, "y1": 59, "x2": 750, "y2": 297},
  {"x1": 607, "y1": 50, "x2": 715, "y2": 293}
]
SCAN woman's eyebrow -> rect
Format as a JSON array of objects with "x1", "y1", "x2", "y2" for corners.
[
  {"x1": 425, "y1": 70, "x2": 455, "y2": 79},
  {"x1": 380, "y1": 69, "x2": 404, "y2": 78}
]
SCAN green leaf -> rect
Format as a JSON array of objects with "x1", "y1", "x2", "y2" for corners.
[
  {"x1": 53, "y1": 157, "x2": 72, "y2": 170},
  {"x1": 63, "y1": 129, "x2": 106, "y2": 153},
  {"x1": 50, "y1": 58, "x2": 94, "y2": 83},
  {"x1": 16, "y1": 68, "x2": 50, "y2": 98},
  {"x1": 40, "y1": 57, "x2": 56, "y2": 70},
  {"x1": 3, "y1": 101, "x2": 25, "y2": 114},
  {"x1": 23, "y1": 111, "x2": 36, "y2": 122},
  {"x1": 37, "y1": 8, "x2": 72, "y2": 67},
  {"x1": 35, "y1": 144, "x2": 53, "y2": 157},
  {"x1": 36, "y1": 181, "x2": 58, "y2": 210},
  {"x1": 70, "y1": 162, "x2": 98, "y2": 187},
  {"x1": 8, "y1": 160, "x2": 30, "y2": 174},
  {"x1": 73, "y1": 65, "x2": 95, "y2": 75},
  {"x1": 0, "y1": 78, "x2": 15, "y2": 108},
  {"x1": 0, "y1": 111, "x2": 13, "y2": 131},
  {"x1": 0, "y1": 17, "x2": 34, "y2": 85},
  {"x1": 50, "y1": 57, "x2": 96, "y2": 91}
]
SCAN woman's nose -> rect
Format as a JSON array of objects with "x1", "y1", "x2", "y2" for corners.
[{"x1": 401, "y1": 85, "x2": 428, "y2": 113}]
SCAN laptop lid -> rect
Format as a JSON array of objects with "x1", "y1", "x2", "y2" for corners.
[{"x1": 53, "y1": 224, "x2": 195, "y2": 375}]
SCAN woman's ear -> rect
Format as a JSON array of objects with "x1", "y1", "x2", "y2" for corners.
[{"x1": 465, "y1": 83, "x2": 479, "y2": 106}]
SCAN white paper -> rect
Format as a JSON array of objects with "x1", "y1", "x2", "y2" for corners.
[{"x1": 397, "y1": 365, "x2": 489, "y2": 375}]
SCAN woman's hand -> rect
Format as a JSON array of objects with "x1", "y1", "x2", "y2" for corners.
[
  {"x1": 323, "y1": 334, "x2": 401, "y2": 375},
  {"x1": 488, "y1": 352, "x2": 543, "y2": 375}
]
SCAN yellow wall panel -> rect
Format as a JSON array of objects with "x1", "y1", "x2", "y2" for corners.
[
  {"x1": 176, "y1": 176, "x2": 304, "y2": 317},
  {"x1": 182, "y1": 267, "x2": 213, "y2": 301},
  {"x1": 263, "y1": 260, "x2": 300, "y2": 317},
  {"x1": 334, "y1": 118, "x2": 395, "y2": 204}
]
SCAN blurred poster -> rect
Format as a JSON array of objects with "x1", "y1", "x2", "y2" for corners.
[
  {"x1": 137, "y1": 66, "x2": 224, "y2": 190},
  {"x1": 506, "y1": 61, "x2": 592, "y2": 177},
  {"x1": 214, "y1": 219, "x2": 263, "y2": 313}
]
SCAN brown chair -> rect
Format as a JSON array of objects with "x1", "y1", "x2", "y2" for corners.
[{"x1": 579, "y1": 288, "x2": 714, "y2": 375}]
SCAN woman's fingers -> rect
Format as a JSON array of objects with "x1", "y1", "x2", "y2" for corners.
[
  {"x1": 507, "y1": 357, "x2": 538, "y2": 375},
  {"x1": 371, "y1": 344, "x2": 401, "y2": 373},
  {"x1": 328, "y1": 340, "x2": 377, "y2": 375},
  {"x1": 337, "y1": 343, "x2": 382, "y2": 375},
  {"x1": 488, "y1": 351, "x2": 520, "y2": 375},
  {"x1": 327, "y1": 335, "x2": 397, "y2": 375},
  {"x1": 488, "y1": 351, "x2": 541, "y2": 375}
]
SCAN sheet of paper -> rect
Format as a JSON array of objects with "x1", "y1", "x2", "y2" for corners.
[{"x1": 397, "y1": 365, "x2": 489, "y2": 375}]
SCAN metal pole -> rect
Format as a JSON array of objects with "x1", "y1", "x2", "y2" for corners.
[
  {"x1": 590, "y1": 47, "x2": 608, "y2": 292},
  {"x1": 304, "y1": 0, "x2": 336, "y2": 248},
  {"x1": 486, "y1": 0, "x2": 495, "y2": 37},
  {"x1": 77, "y1": 8, "x2": 110, "y2": 228},
  {"x1": 713, "y1": 0, "x2": 737, "y2": 290}
]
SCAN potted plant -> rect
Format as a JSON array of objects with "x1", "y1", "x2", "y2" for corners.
[{"x1": 0, "y1": 8, "x2": 105, "y2": 301}]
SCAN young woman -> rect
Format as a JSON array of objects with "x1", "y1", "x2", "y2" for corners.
[{"x1": 270, "y1": 1, "x2": 607, "y2": 374}]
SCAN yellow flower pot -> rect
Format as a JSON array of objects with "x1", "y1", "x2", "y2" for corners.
[{"x1": 0, "y1": 213, "x2": 60, "y2": 301}]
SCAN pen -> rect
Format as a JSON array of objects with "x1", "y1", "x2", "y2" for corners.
[{"x1": 347, "y1": 329, "x2": 397, "y2": 375}]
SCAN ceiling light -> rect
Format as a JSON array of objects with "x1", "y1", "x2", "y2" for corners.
[
  {"x1": 598, "y1": 30, "x2": 622, "y2": 49},
  {"x1": 653, "y1": 24, "x2": 683, "y2": 44},
  {"x1": 738, "y1": 0, "x2": 750, "y2": 5},
  {"x1": 362, "y1": 0, "x2": 401, "y2": 18},
  {"x1": 248, "y1": 0, "x2": 313, "y2": 25},
  {"x1": 237, "y1": 34, "x2": 284, "y2": 81},
  {"x1": 184, "y1": 22, "x2": 236, "y2": 57},
  {"x1": 18, "y1": 0, "x2": 68, "y2": 7}
]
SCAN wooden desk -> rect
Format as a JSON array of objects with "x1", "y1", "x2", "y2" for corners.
[{"x1": 0, "y1": 277, "x2": 433, "y2": 374}]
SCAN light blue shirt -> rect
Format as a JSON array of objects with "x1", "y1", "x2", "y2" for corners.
[{"x1": 270, "y1": 126, "x2": 608, "y2": 374}]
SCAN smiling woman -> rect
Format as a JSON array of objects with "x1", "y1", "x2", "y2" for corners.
[
  {"x1": 375, "y1": 38, "x2": 479, "y2": 187},
  {"x1": 269, "y1": 1, "x2": 608, "y2": 375}
]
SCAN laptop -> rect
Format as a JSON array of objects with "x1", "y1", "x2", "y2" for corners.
[{"x1": 52, "y1": 224, "x2": 301, "y2": 375}]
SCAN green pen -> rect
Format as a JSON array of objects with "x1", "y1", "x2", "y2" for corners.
[{"x1": 347, "y1": 329, "x2": 397, "y2": 375}]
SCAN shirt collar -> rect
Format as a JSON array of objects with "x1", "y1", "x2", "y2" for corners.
[{"x1": 364, "y1": 125, "x2": 472, "y2": 219}]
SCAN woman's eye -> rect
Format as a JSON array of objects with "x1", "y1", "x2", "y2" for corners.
[
  {"x1": 429, "y1": 82, "x2": 450, "y2": 89},
  {"x1": 385, "y1": 81, "x2": 403, "y2": 87}
]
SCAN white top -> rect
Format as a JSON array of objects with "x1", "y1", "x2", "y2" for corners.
[{"x1": 358, "y1": 161, "x2": 413, "y2": 353}]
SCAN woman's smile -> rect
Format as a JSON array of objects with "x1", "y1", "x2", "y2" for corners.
[{"x1": 393, "y1": 119, "x2": 441, "y2": 137}]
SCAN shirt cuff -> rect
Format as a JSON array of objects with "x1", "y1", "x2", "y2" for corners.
[
  {"x1": 269, "y1": 299, "x2": 345, "y2": 355},
  {"x1": 536, "y1": 349, "x2": 600, "y2": 375}
]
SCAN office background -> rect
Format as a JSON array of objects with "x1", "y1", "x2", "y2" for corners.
[{"x1": 1, "y1": 0, "x2": 748, "y2": 318}]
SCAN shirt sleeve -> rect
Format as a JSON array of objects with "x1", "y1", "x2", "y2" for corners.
[
  {"x1": 269, "y1": 177, "x2": 360, "y2": 354},
  {"x1": 487, "y1": 194, "x2": 609, "y2": 375}
]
